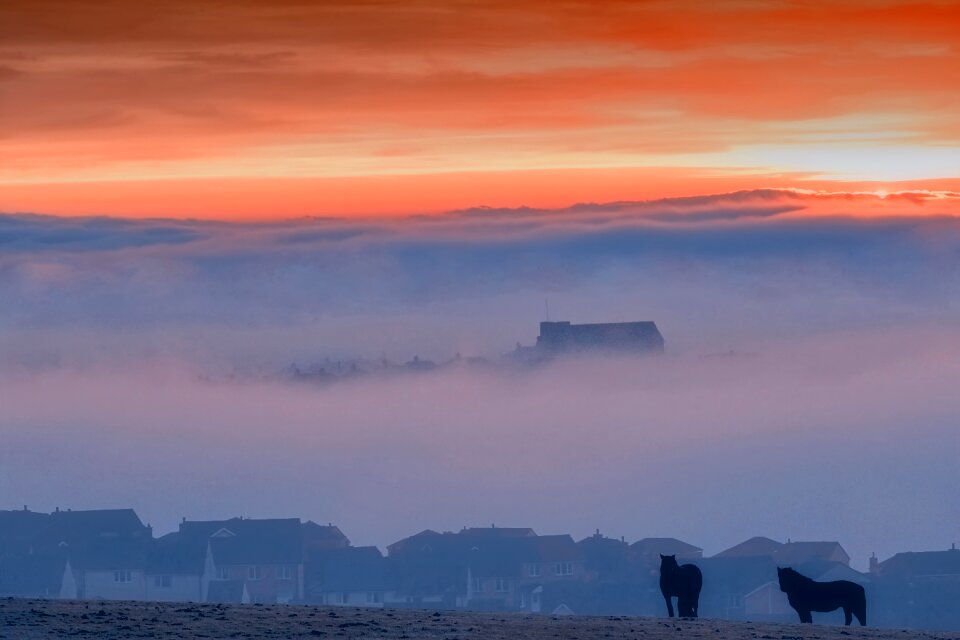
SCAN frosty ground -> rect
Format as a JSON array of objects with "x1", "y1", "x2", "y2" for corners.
[{"x1": 3, "y1": 598, "x2": 960, "y2": 640}]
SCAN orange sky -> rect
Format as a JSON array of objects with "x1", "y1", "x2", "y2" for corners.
[{"x1": 2, "y1": 0, "x2": 959, "y2": 219}]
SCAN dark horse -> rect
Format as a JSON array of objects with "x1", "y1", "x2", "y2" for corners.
[
  {"x1": 777, "y1": 567, "x2": 866, "y2": 626},
  {"x1": 659, "y1": 554, "x2": 702, "y2": 618}
]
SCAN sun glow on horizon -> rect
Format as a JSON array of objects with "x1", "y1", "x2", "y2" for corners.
[{"x1": 1, "y1": 1, "x2": 959, "y2": 218}]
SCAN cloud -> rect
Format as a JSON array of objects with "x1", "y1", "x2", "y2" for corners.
[
  {"x1": 0, "y1": 214, "x2": 209, "y2": 252},
  {"x1": 2, "y1": 189, "x2": 960, "y2": 570},
  {"x1": 3, "y1": 188, "x2": 960, "y2": 361},
  {"x1": 1, "y1": 1, "x2": 958, "y2": 207}
]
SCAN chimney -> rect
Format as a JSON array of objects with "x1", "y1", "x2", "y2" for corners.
[
  {"x1": 869, "y1": 553, "x2": 879, "y2": 575},
  {"x1": 182, "y1": 516, "x2": 186, "y2": 524},
  {"x1": 23, "y1": 505, "x2": 27, "y2": 512},
  {"x1": 55, "y1": 506, "x2": 59, "y2": 513},
  {"x1": 951, "y1": 543, "x2": 957, "y2": 551}
]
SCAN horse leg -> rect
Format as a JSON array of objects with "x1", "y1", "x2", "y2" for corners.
[
  {"x1": 854, "y1": 601, "x2": 867, "y2": 626},
  {"x1": 677, "y1": 597, "x2": 689, "y2": 618},
  {"x1": 664, "y1": 595, "x2": 674, "y2": 618},
  {"x1": 844, "y1": 607, "x2": 853, "y2": 626},
  {"x1": 798, "y1": 610, "x2": 813, "y2": 624}
]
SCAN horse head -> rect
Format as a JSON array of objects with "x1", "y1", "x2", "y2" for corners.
[
  {"x1": 777, "y1": 566, "x2": 801, "y2": 593},
  {"x1": 660, "y1": 554, "x2": 679, "y2": 573}
]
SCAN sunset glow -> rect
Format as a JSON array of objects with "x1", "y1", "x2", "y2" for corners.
[{"x1": 2, "y1": 0, "x2": 959, "y2": 218}]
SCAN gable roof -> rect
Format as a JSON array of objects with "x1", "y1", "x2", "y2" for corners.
[
  {"x1": 878, "y1": 548, "x2": 960, "y2": 579},
  {"x1": 302, "y1": 521, "x2": 350, "y2": 548},
  {"x1": 631, "y1": 538, "x2": 702, "y2": 558},
  {"x1": 21, "y1": 509, "x2": 149, "y2": 551},
  {"x1": 715, "y1": 536, "x2": 783, "y2": 558},
  {"x1": 68, "y1": 538, "x2": 149, "y2": 572},
  {"x1": 0, "y1": 510, "x2": 53, "y2": 554},
  {"x1": 179, "y1": 517, "x2": 301, "y2": 540},
  {"x1": 386, "y1": 526, "x2": 536, "y2": 556},
  {"x1": 460, "y1": 527, "x2": 537, "y2": 539},
  {"x1": 773, "y1": 541, "x2": 849, "y2": 566}
]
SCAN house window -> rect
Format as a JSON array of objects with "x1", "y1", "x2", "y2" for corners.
[
  {"x1": 277, "y1": 565, "x2": 292, "y2": 580},
  {"x1": 495, "y1": 578, "x2": 509, "y2": 592},
  {"x1": 472, "y1": 578, "x2": 482, "y2": 593},
  {"x1": 366, "y1": 591, "x2": 382, "y2": 604},
  {"x1": 527, "y1": 563, "x2": 541, "y2": 577},
  {"x1": 154, "y1": 575, "x2": 172, "y2": 588},
  {"x1": 113, "y1": 570, "x2": 132, "y2": 583},
  {"x1": 554, "y1": 562, "x2": 573, "y2": 576},
  {"x1": 248, "y1": 566, "x2": 262, "y2": 580},
  {"x1": 215, "y1": 566, "x2": 229, "y2": 580}
]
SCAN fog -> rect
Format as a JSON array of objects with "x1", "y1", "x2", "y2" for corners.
[{"x1": 2, "y1": 189, "x2": 960, "y2": 568}]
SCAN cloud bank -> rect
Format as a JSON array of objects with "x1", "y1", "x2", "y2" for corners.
[{"x1": 2, "y1": 190, "x2": 959, "y2": 567}]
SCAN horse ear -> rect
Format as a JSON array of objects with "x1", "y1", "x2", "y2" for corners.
[{"x1": 660, "y1": 554, "x2": 665, "y2": 559}]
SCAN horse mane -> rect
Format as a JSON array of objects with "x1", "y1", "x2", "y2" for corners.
[{"x1": 781, "y1": 567, "x2": 814, "y2": 585}]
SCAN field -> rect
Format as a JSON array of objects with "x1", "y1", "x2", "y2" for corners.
[{"x1": 3, "y1": 599, "x2": 960, "y2": 640}]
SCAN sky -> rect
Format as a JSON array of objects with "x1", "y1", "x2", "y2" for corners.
[
  {"x1": 1, "y1": 0, "x2": 960, "y2": 218},
  {"x1": 1, "y1": 1, "x2": 959, "y2": 570}
]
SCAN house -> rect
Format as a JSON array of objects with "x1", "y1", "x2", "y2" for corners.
[
  {"x1": 536, "y1": 321, "x2": 665, "y2": 354},
  {"x1": 197, "y1": 518, "x2": 306, "y2": 604},
  {"x1": 577, "y1": 531, "x2": 632, "y2": 583},
  {"x1": 144, "y1": 533, "x2": 206, "y2": 602},
  {"x1": 70, "y1": 538, "x2": 150, "y2": 600},
  {"x1": 385, "y1": 526, "x2": 539, "y2": 609},
  {"x1": 871, "y1": 546, "x2": 960, "y2": 629},
  {"x1": 386, "y1": 530, "x2": 474, "y2": 608},
  {"x1": 306, "y1": 546, "x2": 391, "y2": 607},
  {"x1": 0, "y1": 551, "x2": 75, "y2": 599},
  {"x1": 469, "y1": 534, "x2": 585, "y2": 611}
]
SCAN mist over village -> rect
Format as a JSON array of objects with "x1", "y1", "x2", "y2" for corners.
[
  {"x1": 4, "y1": 193, "x2": 960, "y2": 632},
  {"x1": 4, "y1": 0, "x2": 960, "y2": 637}
]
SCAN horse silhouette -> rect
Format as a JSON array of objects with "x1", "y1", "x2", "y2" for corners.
[
  {"x1": 659, "y1": 554, "x2": 702, "y2": 618},
  {"x1": 777, "y1": 566, "x2": 866, "y2": 626}
]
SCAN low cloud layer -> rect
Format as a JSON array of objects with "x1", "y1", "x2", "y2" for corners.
[{"x1": 2, "y1": 190, "x2": 960, "y2": 566}]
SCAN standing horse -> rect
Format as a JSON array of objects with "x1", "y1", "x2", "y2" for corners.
[
  {"x1": 777, "y1": 567, "x2": 867, "y2": 626},
  {"x1": 659, "y1": 554, "x2": 702, "y2": 618}
]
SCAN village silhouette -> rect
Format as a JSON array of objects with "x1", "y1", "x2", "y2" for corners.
[{"x1": 1, "y1": 506, "x2": 959, "y2": 630}]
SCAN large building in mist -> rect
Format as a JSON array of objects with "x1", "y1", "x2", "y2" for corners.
[{"x1": 535, "y1": 320, "x2": 665, "y2": 354}]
